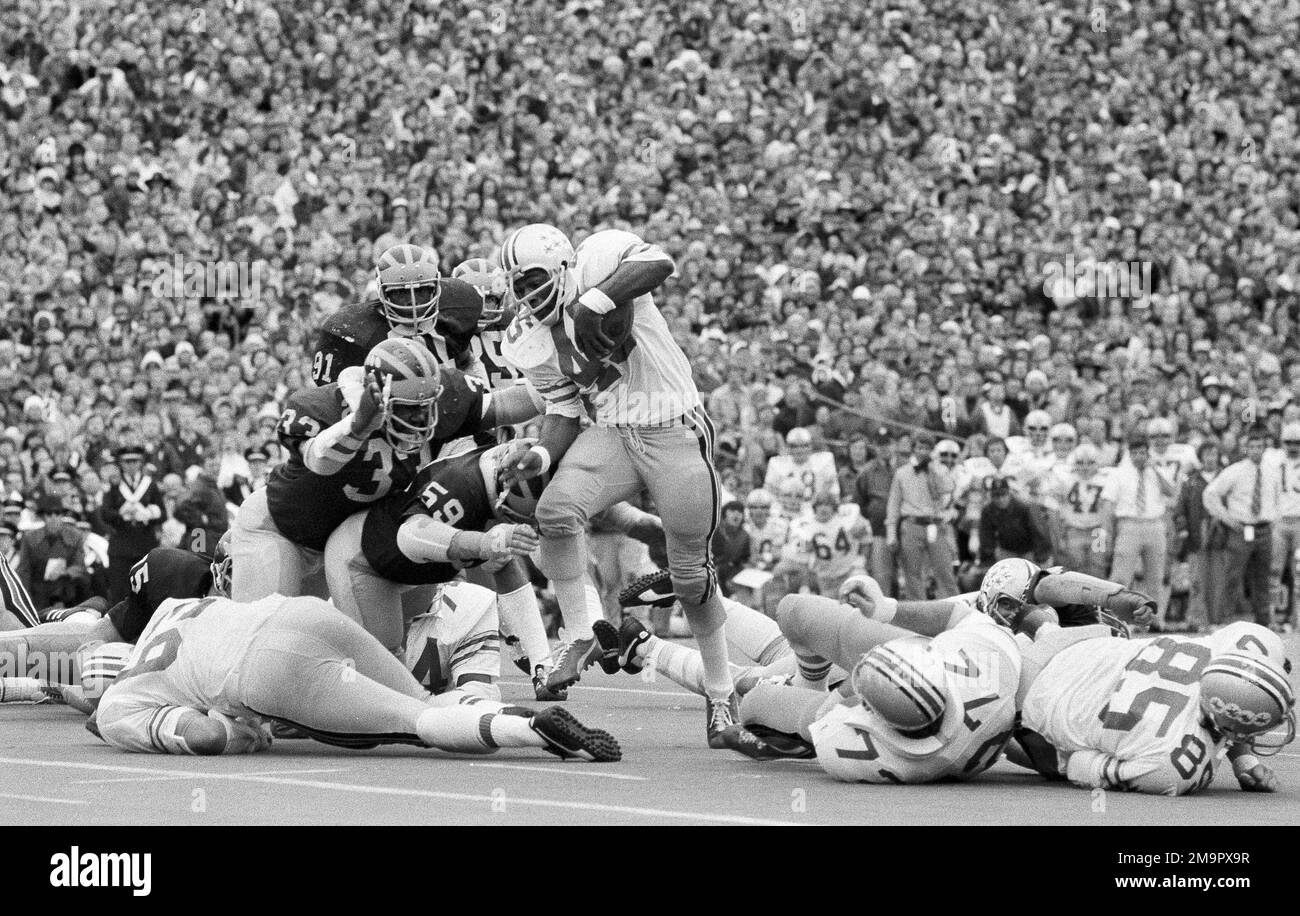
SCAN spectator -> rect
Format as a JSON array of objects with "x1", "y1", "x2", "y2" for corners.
[
  {"x1": 711, "y1": 499, "x2": 751, "y2": 598},
  {"x1": 16, "y1": 493, "x2": 88, "y2": 610},
  {"x1": 1174, "y1": 441, "x2": 1223, "y2": 631},
  {"x1": 886, "y1": 434, "x2": 957, "y2": 600},
  {"x1": 977, "y1": 477, "x2": 1047, "y2": 567},
  {"x1": 1101, "y1": 435, "x2": 1176, "y2": 625},
  {"x1": 855, "y1": 431, "x2": 909, "y2": 596},
  {"x1": 101, "y1": 445, "x2": 164, "y2": 603},
  {"x1": 1203, "y1": 428, "x2": 1281, "y2": 627}
]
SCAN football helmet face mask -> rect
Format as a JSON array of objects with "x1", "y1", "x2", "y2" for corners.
[
  {"x1": 452, "y1": 257, "x2": 511, "y2": 329},
  {"x1": 1200, "y1": 652, "x2": 1296, "y2": 756},
  {"x1": 978, "y1": 557, "x2": 1041, "y2": 629},
  {"x1": 852, "y1": 636, "x2": 946, "y2": 737},
  {"x1": 498, "y1": 224, "x2": 575, "y2": 327},
  {"x1": 376, "y1": 244, "x2": 442, "y2": 334},
  {"x1": 363, "y1": 338, "x2": 443, "y2": 454},
  {"x1": 210, "y1": 530, "x2": 232, "y2": 598}
]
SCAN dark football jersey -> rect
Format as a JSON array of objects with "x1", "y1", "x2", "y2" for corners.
[
  {"x1": 107, "y1": 547, "x2": 212, "y2": 643},
  {"x1": 311, "y1": 279, "x2": 484, "y2": 385},
  {"x1": 267, "y1": 371, "x2": 488, "y2": 551},
  {"x1": 361, "y1": 446, "x2": 496, "y2": 585},
  {"x1": 469, "y1": 326, "x2": 525, "y2": 389}
]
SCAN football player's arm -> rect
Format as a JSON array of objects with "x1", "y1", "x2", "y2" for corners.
[
  {"x1": 1029, "y1": 569, "x2": 1156, "y2": 625},
  {"x1": 396, "y1": 515, "x2": 539, "y2": 565},
  {"x1": 572, "y1": 239, "x2": 674, "y2": 355},
  {"x1": 838, "y1": 574, "x2": 968, "y2": 635},
  {"x1": 505, "y1": 414, "x2": 582, "y2": 485},
  {"x1": 97, "y1": 700, "x2": 269, "y2": 755},
  {"x1": 1062, "y1": 749, "x2": 1196, "y2": 796},
  {"x1": 478, "y1": 383, "x2": 542, "y2": 429}
]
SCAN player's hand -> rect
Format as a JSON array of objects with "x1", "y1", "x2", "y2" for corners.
[
  {"x1": 573, "y1": 303, "x2": 614, "y2": 359},
  {"x1": 499, "y1": 445, "x2": 545, "y2": 491},
  {"x1": 1131, "y1": 600, "x2": 1156, "y2": 629},
  {"x1": 1236, "y1": 762, "x2": 1278, "y2": 792},
  {"x1": 838, "y1": 574, "x2": 895, "y2": 619},
  {"x1": 350, "y1": 375, "x2": 386, "y2": 437},
  {"x1": 482, "y1": 523, "x2": 540, "y2": 561}
]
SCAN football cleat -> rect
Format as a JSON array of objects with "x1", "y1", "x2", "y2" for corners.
[
  {"x1": 533, "y1": 664, "x2": 568, "y2": 702},
  {"x1": 715, "y1": 724, "x2": 816, "y2": 761},
  {"x1": 706, "y1": 692, "x2": 741, "y2": 749},
  {"x1": 504, "y1": 634, "x2": 531, "y2": 675},
  {"x1": 593, "y1": 616, "x2": 652, "y2": 674},
  {"x1": 618, "y1": 568, "x2": 677, "y2": 610},
  {"x1": 530, "y1": 707, "x2": 622, "y2": 762},
  {"x1": 545, "y1": 634, "x2": 616, "y2": 692}
]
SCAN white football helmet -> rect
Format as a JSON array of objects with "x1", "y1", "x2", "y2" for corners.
[
  {"x1": 498, "y1": 224, "x2": 575, "y2": 327},
  {"x1": 376, "y1": 243, "x2": 442, "y2": 333},
  {"x1": 978, "y1": 557, "x2": 1041, "y2": 629},
  {"x1": 1200, "y1": 652, "x2": 1296, "y2": 755},
  {"x1": 852, "y1": 636, "x2": 946, "y2": 736},
  {"x1": 452, "y1": 257, "x2": 511, "y2": 329}
]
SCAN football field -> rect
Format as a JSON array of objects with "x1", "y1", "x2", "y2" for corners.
[{"x1": 3, "y1": 637, "x2": 1300, "y2": 826}]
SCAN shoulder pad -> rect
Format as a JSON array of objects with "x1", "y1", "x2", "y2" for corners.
[{"x1": 500, "y1": 317, "x2": 556, "y2": 370}]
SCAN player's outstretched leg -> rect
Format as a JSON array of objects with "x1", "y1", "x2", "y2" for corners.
[{"x1": 776, "y1": 594, "x2": 912, "y2": 689}]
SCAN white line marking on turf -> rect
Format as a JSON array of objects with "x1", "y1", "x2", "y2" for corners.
[
  {"x1": 466, "y1": 761, "x2": 647, "y2": 781},
  {"x1": 73, "y1": 767, "x2": 348, "y2": 785},
  {"x1": 0, "y1": 757, "x2": 793, "y2": 826},
  {"x1": 0, "y1": 791, "x2": 87, "y2": 806},
  {"x1": 500, "y1": 678, "x2": 693, "y2": 699}
]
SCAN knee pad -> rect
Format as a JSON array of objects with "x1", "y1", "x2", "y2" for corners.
[
  {"x1": 669, "y1": 563, "x2": 717, "y2": 608},
  {"x1": 534, "y1": 491, "x2": 587, "y2": 540}
]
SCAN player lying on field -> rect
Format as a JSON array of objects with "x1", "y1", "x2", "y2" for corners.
[
  {"x1": 0, "y1": 543, "x2": 222, "y2": 706},
  {"x1": 91, "y1": 587, "x2": 620, "y2": 761},
  {"x1": 789, "y1": 560, "x2": 1295, "y2": 794}
]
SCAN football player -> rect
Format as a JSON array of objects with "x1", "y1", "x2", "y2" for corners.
[
  {"x1": 763, "y1": 427, "x2": 839, "y2": 504},
  {"x1": 496, "y1": 224, "x2": 736, "y2": 746},
  {"x1": 231, "y1": 338, "x2": 540, "y2": 602},
  {"x1": 801, "y1": 493, "x2": 871, "y2": 597},
  {"x1": 1047, "y1": 444, "x2": 1110, "y2": 578},
  {"x1": 452, "y1": 258, "x2": 524, "y2": 392},
  {"x1": 846, "y1": 559, "x2": 1293, "y2": 794},
  {"x1": 93, "y1": 590, "x2": 620, "y2": 762},
  {"x1": 0, "y1": 544, "x2": 218, "y2": 706},
  {"x1": 310, "y1": 244, "x2": 484, "y2": 386},
  {"x1": 321, "y1": 440, "x2": 549, "y2": 691}
]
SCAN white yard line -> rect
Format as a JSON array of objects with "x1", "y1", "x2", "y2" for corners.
[
  {"x1": 499, "y1": 678, "x2": 694, "y2": 699},
  {"x1": 0, "y1": 757, "x2": 794, "y2": 826},
  {"x1": 73, "y1": 767, "x2": 348, "y2": 785},
  {"x1": 466, "y1": 761, "x2": 648, "y2": 781},
  {"x1": 0, "y1": 791, "x2": 88, "y2": 806}
]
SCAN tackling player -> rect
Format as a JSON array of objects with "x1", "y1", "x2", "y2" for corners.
[
  {"x1": 310, "y1": 244, "x2": 484, "y2": 385},
  {"x1": 497, "y1": 224, "x2": 736, "y2": 746},
  {"x1": 452, "y1": 258, "x2": 525, "y2": 392},
  {"x1": 230, "y1": 338, "x2": 539, "y2": 601},
  {"x1": 93, "y1": 590, "x2": 620, "y2": 762}
]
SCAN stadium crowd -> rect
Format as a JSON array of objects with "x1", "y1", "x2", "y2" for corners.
[{"x1": 3, "y1": 0, "x2": 1300, "y2": 632}]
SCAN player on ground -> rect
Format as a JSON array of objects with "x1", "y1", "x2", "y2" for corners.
[
  {"x1": 93, "y1": 590, "x2": 620, "y2": 761},
  {"x1": 310, "y1": 244, "x2": 483, "y2": 385},
  {"x1": 322, "y1": 440, "x2": 552, "y2": 696},
  {"x1": 497, "y1": 224, "x2": 736, "y2": 746},
  {"x1": 845, "y1": 559, "x2": 1293, "y2": 794},
  {"x1": 231, "y1": 338, "x2": 539, "y2": 601}
]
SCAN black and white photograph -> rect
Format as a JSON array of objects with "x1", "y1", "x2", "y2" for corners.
[{"x1": 0, "y1": 0, "x2": 1296, "y2": 879}]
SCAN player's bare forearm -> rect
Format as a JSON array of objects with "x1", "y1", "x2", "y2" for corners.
[
  {"x1": 482, "y1": 384, "x2": 542, "y2": 428},
  {"x1": 538, "y1": 414, "x2": 581, "y2": 465},
  {"x1": 891, "y1": 599, "x2": 965, "y2": 636},
  {"x1": 595, "y1": 258, "x2": 674, "y2": 303}
]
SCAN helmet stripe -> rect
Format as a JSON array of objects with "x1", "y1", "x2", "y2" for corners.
[
  {"x1": 868, "y1": 648, "x2": 945, "y2": 721},
  {"x1": 1208, "y1": 656, "x2": 1293, "y2": 705}
]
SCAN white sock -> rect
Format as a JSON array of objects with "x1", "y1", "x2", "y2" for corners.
[
  {"x1": 0, "y1": 677, "x2": 45, "y2": 703},
  {"x1": 552, "y1": 576, "x2": 594, "y2": 640},
  {"x1": 497, "y1": 584, "x2": 552, "y2": 669},
  {"x1": 721, "y1": 596, "x2": 783, "y2": 663},
  {"x1": 416, "y1": 705, "x2": 541, "y2": 752},
  {"x1": 694, "y1": 626, "x2": 735, "y2": 701},
  {"x1": 644, "y1": 639, "x2": 705, "y2": 695}
]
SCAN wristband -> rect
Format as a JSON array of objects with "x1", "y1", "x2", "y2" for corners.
[
  {"x1": 528, "y1": 445, "x2": 552, "y2": 476},
  {"x1": 875, "y1": 596, "x2": 899, "y2": 624},
  {"x1": 578, "y1": 287, "x2": 617, "y2": 315},
  {"x1": 1233, "y1": 753, "x2": 1261, "y2": 776}
]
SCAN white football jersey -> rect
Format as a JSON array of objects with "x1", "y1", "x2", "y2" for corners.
[
  {"x1": 764, "y1": 452, "x2": 839, "y2": 503},
  {"x1": 1150, "y1": 443, "x2": 1200, "y2": 489},
  {"x1": 501, "y1": 229, "x2": 700, "y2": 426},
  {"x1": 750, "y1": 515, "x2": 793, "y2": 569},
  {"x1": 801, "y1": 505, "x2": 871, "y2": 584},
  {"x1": 1021, "y1": 624, "x2": 1284, "y2": 796},
  {"x1": 1048, "y1": 469, "x2": 1110, "y2": 527},
  {"x1": 810, "y1": 612, "x2": 1021, "y2": 783},
  {"x1": 402, "y1": 581, "x2": 500, "y2": 694},
  {"x1": 97, "y1": 594, "x2": 287, "y2": 751}
]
